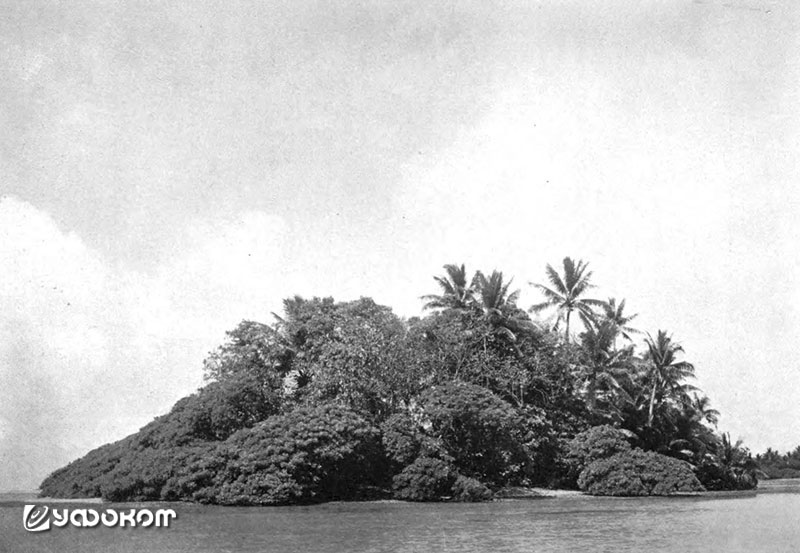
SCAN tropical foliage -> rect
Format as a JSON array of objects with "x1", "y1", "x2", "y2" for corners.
[
  {"x1": 755, "y1": 446, "x2": 800, "y2": 479},
  {"x1": 599, "y1": 298, "x2": 639, "y2": 342},
  {"x1": 421, "y1": 264, "x2": 476, "y2": 310},
  {"x1": 642, "y1": 330, "x2": 697, "y2": 427},
  {"x1": 529, "y1": 257, "x2": 603, "y2": 341},
  {"x1": 577, "y1": 449, "x2": 703, "y2": 496},
  {"x1": 40, "y1": 259, "x2": 757, "y2": 503},
  {"x1": 566, "y1": 425, "x2": 634, "y2": 477}
]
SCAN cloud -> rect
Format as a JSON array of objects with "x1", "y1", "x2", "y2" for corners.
[{"x1": 0, "y1": 196, "x2": 288, "y2": 490}]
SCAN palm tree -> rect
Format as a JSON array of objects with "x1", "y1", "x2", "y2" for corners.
[
  {"x1": 421, "y1": 264, "x2": 476, "y2": 310},
  {"x1": 665, "y1": 399, "x2": 719, "y2": 463},
  {"x1": 689, "y1": 394, "x2": 720, "y2": 427},
  {"x1": 715, "y1": 433, "x2": 758, "y2": 489},
  {"x1": 578, "y1": 321, "x2": 634, "y2": 418},
  {"x1": 530, "y1": 257, "x2": 604, "y2": 342},
  {"x1": 757, "y1": 447, "x2": 781, "y2": 465},
  {"x1": 474, "y1": 270, "x2": 520, "y2": 314},
  {"x1": 471, "y1": 269, "x2": 533, "y2": 354},
  {"x1": 599, "y1": 297, "x2": 640, "y2": 347},
  {"x1": 644, "y1": 330, "x2": 697, "y2": 427}
]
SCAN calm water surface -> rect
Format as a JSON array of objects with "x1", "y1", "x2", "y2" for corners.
[{"x1": 1, "y1": 480, "x2": 798, "y2": 553}]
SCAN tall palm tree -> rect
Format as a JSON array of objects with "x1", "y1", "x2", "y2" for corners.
[
  {"x1": 578, "y1": 321, "x2": 634, "y2": 418},
  {"x1": 644, "y1": 330, "x2": 697, "y2": 427},
  {"x1": 599, "y1": 297, "x2": 640, "y2": 347},
  {"x1": 530, "y1": 257, "x2": 604, "y2": 342},
  {"x1": 421, "y1": 264, "x2": 476, "y2": 310}
]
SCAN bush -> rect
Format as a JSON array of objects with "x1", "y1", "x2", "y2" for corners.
[
  {"x1": 160, "y1": 446, "x2": 227, "y2": 501},
  {"x1": 566, "y1": 425, "x2": 633, "y2": 474},
  {"x1": 39, "y1": 439, "x2": 129, "y2": 498},
  {"x1": 578, "y1": 449, "x2": 704, "y2": 496},
  {"x1": 211, "y1": 404, "x2": 387, "y2": 505},
  {"x1": 420, "y1": 382, "x2": 532, "y2": 486},
  {"x1": 695, "y1": 459, "x2": 758, "y2": 491},
  {"x1": 134, "y1": 376, "x2": 282, "y2": 448},
  {"x1": 451, "y1": 475, "x2": 493, "y2": 502},
  {"x1": 49, "y1": 403, "x2": 388, "y2": 505},
  {"x1": 94, "y1": 443, "x2": 222, "y2": 502},
  {"x1": 392, "y1": 457, "x2": 457, "y2": 501}
]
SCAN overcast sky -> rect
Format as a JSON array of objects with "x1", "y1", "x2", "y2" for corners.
[{"x1": 1, "y1": 0, "x2": 798, "y2": 490}]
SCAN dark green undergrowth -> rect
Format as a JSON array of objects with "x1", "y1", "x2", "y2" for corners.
[{"x1": 578, "y1": 449, "x2": 704, "y2": 496}]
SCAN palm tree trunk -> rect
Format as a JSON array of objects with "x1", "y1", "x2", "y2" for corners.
[
  {"x1": 565, "y1": 310, "x2": 571, "y2": 343},
  {"x1": 647, "y1": 381, "x2": 657, "y2": 426},
  {"x1": 587, "y1": 378, "x2": 596, "y2": 412}
]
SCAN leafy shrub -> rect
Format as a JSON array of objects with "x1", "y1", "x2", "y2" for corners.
[
  {"x1": 211, "y1": 404, "x2": 387, "y2": 505},
  {"x1": 39, "y1": 439, "x2": 129, "y2": 498},
  {"x1": 566, "y1": 425, "x2": 634, "y2": 480},
  {"x1": 391, "y1": 458, "x2": 494, "y2": 502},
  {"x1": 46, "y1": 403, "x2": 387, "y2": 504},
  {"x1": 87, "y1": 443, "x2": 221, "y2": 502},
  {"x1": 420, "y1": 382, "x2": 532, "y2": 486},
  {"x1": 451, "y1": 475, "x2": 493, "y2": 502},
  {"x1": 160, "y1": 446, "x2": 227, "y2": 501},
  {"x1": 578, "y1": 449, "x2": 704, "y2": 496},
  {"x1": 38, "y1": 377, "x2": 280, "y2": 501},
  {"x1": 134, "y1": 379, "x2": 282, "y2": 448},
  {"x1": 97, "y1": 448, "x2": 174, "y2": 501},
  {"x1": 392, "y1": 457, "x2": 457, "y2": 501}
]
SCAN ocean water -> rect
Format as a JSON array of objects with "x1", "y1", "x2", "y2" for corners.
[{"x1": 1, "y1": 480, "x2": 798, "y2": 553}]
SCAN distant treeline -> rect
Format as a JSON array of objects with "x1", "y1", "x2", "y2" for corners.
[
  {"x1": 756, "y1": 447, "x2": 800, "y2": 479},
  {"x1": 40, "y1": 259, "x2": 758, "y2": 504}
]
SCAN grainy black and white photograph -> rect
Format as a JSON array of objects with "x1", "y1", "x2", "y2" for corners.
[{"x1": 1, "y1": 1, "x2": 799, "y2": 551}]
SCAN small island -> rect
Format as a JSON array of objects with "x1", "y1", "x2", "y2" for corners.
[{"x1": 40, "y1": 258, "x2": 760, "y2": 504}]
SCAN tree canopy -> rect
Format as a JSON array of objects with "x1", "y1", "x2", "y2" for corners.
[{"x1": 40, "y1": 259, "x2": 758, "y2": 503}]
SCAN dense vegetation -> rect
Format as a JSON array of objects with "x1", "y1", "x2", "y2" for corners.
[
  {"x1": 755, "y1": 446, "x2": 800, "y2": 479},
  {"x1": 566, "y1": 426, "x2": 703, "y2": 495},
  {"x1": 40, "y1": 259, "x2": 758, "y2": 503}
]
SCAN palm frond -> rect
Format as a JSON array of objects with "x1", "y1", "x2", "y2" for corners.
[
  {"x1": 528, "y1": 301, "x2": 554, "y2": 313},
  {"x1": 532, "y1": 284, "x2": 565, "y2": 304},
  {"x1": 420, "y1": 295, "x2": 448, "y2": 310},
  {"x1": 563, "y1": 257, "x2": 592, "y2": 292},
  {"x1": 577, "y1": 309, "x2": 597, "y2": 333},
  {"x1": 570, "y1": 278, "x2": 595, "y2": 298},
  {"x1": 432, "y1": 275, "x2": 456, "y2": 295},
  {"x1": 442, "y1": 263, "x2": 468, "y2": 288},
  {"x1": 422, "y1": 263, "x2": 477, "y2": 310},
  {"x1": 544, "y1": 264, "x2": 568, "y2": 294}
]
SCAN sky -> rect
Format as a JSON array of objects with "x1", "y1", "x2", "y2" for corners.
[{"x1": 0, "y1": 0, "x2": 798, "y2": 490}]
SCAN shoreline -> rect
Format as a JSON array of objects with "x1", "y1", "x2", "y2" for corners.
[
  {"x1": 8, "y1": 481, "x2": 789, "y2": 506},
  {"x1": 495, "y1": 487, "x2": 585, "y2": 499}
]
